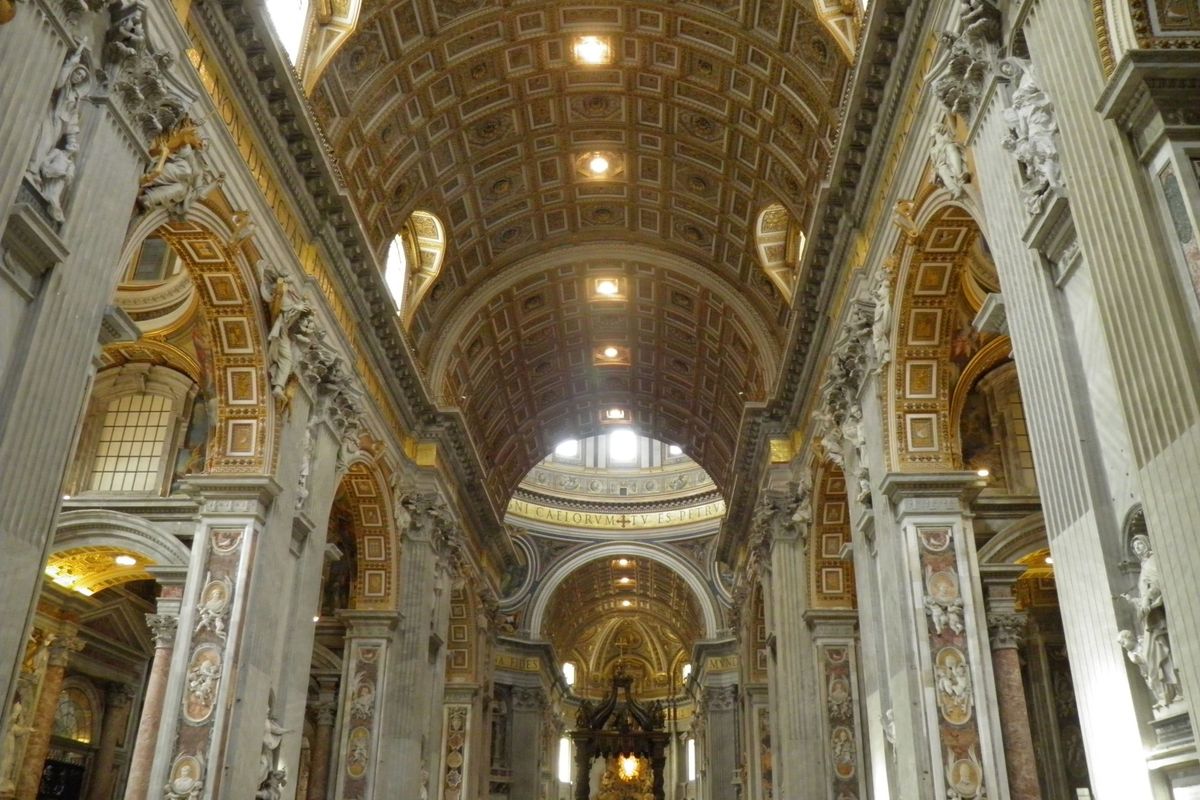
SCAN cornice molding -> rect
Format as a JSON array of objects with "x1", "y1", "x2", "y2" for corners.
[{"x1": 192, "y1": 0, "x2": 506, "y2": 554}]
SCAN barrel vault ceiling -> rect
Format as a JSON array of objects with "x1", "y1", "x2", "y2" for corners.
[{"x1": 311, "y1": 1, "x2": 850, "y2": 505}]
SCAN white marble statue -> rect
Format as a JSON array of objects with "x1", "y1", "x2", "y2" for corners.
[
  {"x1": 871, "y1": 270, "x2": 893, "y2": 369},
  {"x1": 25, "y1": 45, "x2": 91, "y2": 223},
  {"x1": 0, "y1": 698, "x2": 31, "y2": 792},
  {"x1": 929, "y1": 118, "x2": 969, "y2": 199},
  {"x1": 256, "y1": 705, "x2": 289, "y2": 799},
  {"x1": 1001, "y1": 63, "x2": 1064, "y2": 216},
  {"x1": 139, "y1": 128, "x2": 223, "y2": 218},
  {"x1": 257, "y1": 259, "x2": 314, "y2": 403},
  {"x1": 1118, "y1": 534, "x2": 1181, "y2": 709}
]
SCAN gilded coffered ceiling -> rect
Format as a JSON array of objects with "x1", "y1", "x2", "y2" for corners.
[{"x1": 311, "y1": 1, "x2": 849, "y2": 502}]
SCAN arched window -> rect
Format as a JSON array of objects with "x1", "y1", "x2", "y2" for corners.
[
  {"x1": 562, "y1": 661, "x2": 576, "y2": 686},
  {"x1": 558, "y1": 736, "x2": 573, "y2": 783},
  {"x1": 68, "y1": 365, "x2": 196, "y2": 496},
  {"x1": 385, "y1": 233, "x2": 408, "y2": 311},
  {"x1": 88, "y1": 393, "x2": 173, "y2": 492},
  {"x1": 52, "y1": 687, "x2": 94, "y2": 744},
  {"x1": 686, "y1": 737, "x2": 697, "y2": 781},
  {"x1": 754, "y1": 204, "x2": 806, "y2": 303},
  {"x1": 398, "y1": 210, "x2": 447, "y2": 327}
]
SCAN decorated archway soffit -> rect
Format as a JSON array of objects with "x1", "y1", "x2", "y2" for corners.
[{"x1": 312, "y1": 2, "x2": 849, "y2": 499}]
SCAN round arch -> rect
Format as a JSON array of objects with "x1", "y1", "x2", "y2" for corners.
[
  {"x1": 527, "y1": 542, "x2": 721, "y2": 640},
  {"x1": 328, "y1": 461, "x2": 401, "y2": 612},
  {"x1": 53, "y1": 509, "x2": 191, "y2": 566},
  {"x1": 117, "y1": 198, "x2": 274, "y2": 474},
  {"x1": 883, "y1": 192, "x2": 1001, "y2": 472}
]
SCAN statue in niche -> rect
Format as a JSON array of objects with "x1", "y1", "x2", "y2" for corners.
[
  {"x1": 139, "y1": 122, "x2": 223, "y2": 218},
  {"x1": 1001, "y1": 63, "x2": 1064, "y2": 216},
  {"x1": 25, "y1": 45, "x2": 91, "y2": 223},
  {"x1": 929, "y1": 118, "x2": 969, "y2": 199},
  {"x1": 1118, "y1": 533, "x2": 1182, "y2": 709},
  {"x1": 256, "y1": 697, "x2": 289, "y2": 800}
]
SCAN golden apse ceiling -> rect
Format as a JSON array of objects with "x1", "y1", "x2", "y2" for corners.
[{"x1": 310, "y1": 1, "x2": 851, "y2": 503}]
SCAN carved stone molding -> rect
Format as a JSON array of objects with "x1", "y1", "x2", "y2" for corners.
[
  {"x1": 701, "y1": 685, "x2": 737, "y2": 713},
  {"x1": 928, "y1": 0, "x2": 1002, "y2": 118},
  {"x1": 510, "y1": 687, "x2": 547, "y2": 713}
]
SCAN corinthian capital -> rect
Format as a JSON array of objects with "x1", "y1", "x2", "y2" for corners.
[{"x1": 986, "y1": 612, "x2": 1027, "y2": 650}]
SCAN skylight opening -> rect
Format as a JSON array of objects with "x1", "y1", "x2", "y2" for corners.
[
  {"x1": 384, "y1": 234, "x2": 407, "y2": 311},
  {"x1": 608, "y1": 428, "x2": 637, "y2": 462},
  {"x1": 265, "y1": 0, "x2": 310, "y2": 63},
  {"x1": 554, "y1": 439, "x2": 579, "y2": 458}
]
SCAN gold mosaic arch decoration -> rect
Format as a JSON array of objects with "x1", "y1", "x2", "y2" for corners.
[
  {"x1": 809, "y1": 461, "x2": 855, "y2": 610},
  {"x1": 885, "y1": 200, "x2": 999, "y2": 472},
  {"x1": 335, "y1": 461, "x2": 400, "y2": 611},
  {"x1": 120, "y1": 202, "x2": 273, "y2": 475}
]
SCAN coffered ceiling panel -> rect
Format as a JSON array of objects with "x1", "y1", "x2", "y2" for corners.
[{"x1": 311, "y1": 1, "x2": 849, "y2": 504}]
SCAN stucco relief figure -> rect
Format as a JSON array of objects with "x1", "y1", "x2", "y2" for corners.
[
  {"x1": 925, "y1": 568, "x2": 965, "y2": 635},
  {"x1": 350, "y1": 672, "x2": 376, "y2": 720},
  {"x1": 183, "y1": 646, "x2": 221, "y2": 722},
  {"x1": 1118, "y1": 534, "x2": 1181, "y2": 709},
  {"x1": 139, "y1": 124, "x2": 223, "y2": 218},
  {"x1": 25, "y1": 45, "x2": 91, "y2": 223},
  {"x1": 1001, "y1": 64, "x2": 1064, "y2": 216},
  {"x1": 194, "y1": 576, "x2": 231, "y2": 640},
  {"x1": 163, "y1": 755, "x2": 204, "y2": 800},
  {"x1": 934, "y1": 647, "x2": 974, "y2": 725},
  {"x1": 945, "y1": 746, "x2": 984, "y2": 799},
  {"x1": 929, "y1": 119, "x2": 969, "y2": 199}
]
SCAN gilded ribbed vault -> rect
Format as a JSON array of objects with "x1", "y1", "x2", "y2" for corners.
[
  {"x1": 544, "y1": 556, "x2": 703, "y2": 697},
  {"x1": 311, "y1": 1, "x2": 849, "y2": 502}
]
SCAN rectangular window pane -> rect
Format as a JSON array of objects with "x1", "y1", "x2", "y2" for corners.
[{"x1": 89, "y1": 393, "x2": 173, "y2": 494}]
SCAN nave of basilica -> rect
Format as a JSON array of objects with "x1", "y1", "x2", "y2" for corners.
[{"x1": 1, "y1": 0, "x2": 1199, "y2": 798}]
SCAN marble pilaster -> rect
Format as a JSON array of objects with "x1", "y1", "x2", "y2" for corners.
[
  {"x1": 982, "y1": 565, "x2": 1042, "y2": 800},
  {"x1": 508, "y1": 686, "x2": 546, "y2": 800},
  {"x1": 124, "y1": 613, "x2": 178, "y2": 800},
  {"x1": 758, "y1": 498, "x2": 825, "y2": 800},
  {"x1": 0, "y1": 2, "x2": 157, "y2": 731},
  {"x1": 306, "y1": 695, "x2": 338, "y2": 800},
  {"x1": 16, "y1": 632, "x2": 83, "y2": 800},
  {"x1": 374, "y1": 498, "x2": 456, "y2": 791},
  {"x1": 332, "y1": 611, "x2": 396, "y2": 800},
  {"x1": 86, "y1": 683, "x2": 135, "y2": 800},
  {"x1": 876, "y1": 472, "x2": 1008, "y2": 800}
]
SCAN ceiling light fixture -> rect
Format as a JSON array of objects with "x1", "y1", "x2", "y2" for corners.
[
  {"x1": 588, "y1": 154, "x2": 610, "y2": 175},
  {"x1": 574, "y1": 35, "x2": 611, "y2": 65},
  {"x1": 1045, "y1": 555, "x2": 1054, "y2": 565},
  {"x1": 114, "y1": 555, "x2": 137, "y2": 567},
  {"x1": 618, "y1": 577, "x2": 632, "y2": 584},
  {"x1": 596, "y1": 279, "x2": 619, "y2": 296},
  {"x1": 603, "y1": 346, "x2": 619, "y2": 358},
  {"x1": 621, "y1": 599, "x2": 633, "y2": 608},
  {"x1": 617, "y1": 559, "x2": 630, "y2": 567}
]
